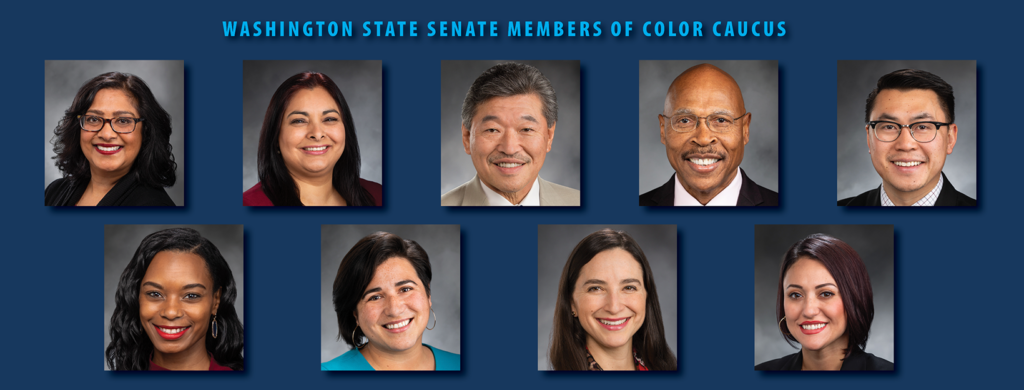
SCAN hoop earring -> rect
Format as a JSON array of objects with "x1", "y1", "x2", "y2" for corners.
[
  {"x1": 351, "y1": 326, "x2": 367, "y2": 349},
  {"x1": 778, "y1": 316, "x2": 788, "y2": 335},
  {"x1": 211, "y1": 314, "x2": 218, "y2": 339},
  {"x1": 426, "y1": 308, "x2": 437, "y2": 331}
]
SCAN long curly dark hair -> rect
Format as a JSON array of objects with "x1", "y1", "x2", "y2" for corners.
[
  {"x1": 105, "y1": 228, "x2": 244, "y2": 370},
  {"x1": 50, "y1": 72, "x2": 176, "y2": 188},
  {"x1": 257, "y1": 71, "x2": 375, "y2": 206}
]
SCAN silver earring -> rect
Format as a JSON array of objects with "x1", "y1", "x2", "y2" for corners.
[
  {"x1": 426, "y1": 308, "x2": 437, "y2": 331},
  {"x1": 211, "y1": 314, "x2": 218, "y2": 339},
  {"x1": 351, "y1": 326, "x2": 367, "y2": 349}
]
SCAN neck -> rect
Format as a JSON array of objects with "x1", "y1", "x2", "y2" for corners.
[
  {"x1": 586, "y1": 338, "x2": 635, "y2": 371},
  {"x1": 152, "y1": 342, "x2": 211, "y2": 371},
  {"x1": 360, "y1": 342, "x2": 434, "y2": 371},
  {"x1": 484, "y1": 179, "x2": 533, "y2": 205},
  {"x1": 291, "y1": 171, "x2": 347, "y2": 206},
  {"x1": 800, "y1": 333, "x2": 849, "y2": 371},
  {"x1": 883, "y1": 174, "x2": 940, "y2": 206},
  {"x1": 681, "y1": 169, "x2": 737, "y2": 205}
]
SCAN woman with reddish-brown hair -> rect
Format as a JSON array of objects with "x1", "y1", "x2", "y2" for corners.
[
  {"x1": 755, "y1": 233, "x2": 893, "y2": 371},
  {"x1": 243, "y1": 71, "x2": 381, "y2": 206}
]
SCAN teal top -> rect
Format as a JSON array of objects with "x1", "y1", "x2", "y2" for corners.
[{"x1": 321, "y1": 344, "x2": 460, "y2": 371}]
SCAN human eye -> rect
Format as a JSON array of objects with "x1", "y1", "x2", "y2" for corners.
[
  {"x1": 323, "y1": 116, "x2": 340, "y2": 124},
  {"x1": 367, "y1": 294, "x2": 382, "y2": 302},
  {"x1": 674, "y1": 116, "x2": 693, "y2": 125},
  {"x1": 144, "y1": 291, "x2": 163, "y2": 299},
  {"x1": 787, "y1": 292, "x2": 802, "y2": 299},
  {"x1": 183, "y1": 293, "x2": 202, "y2": 301},
  {"x1": 290, "y1": 118, "x2": 308, "y2": 125},
  {"x1": 587, "y1": 286, "x2": 603, "y2": 292},
  {"x1": 85, "y1": 116, "x2": 103, "y2": 124},
  {"x1": 819, "y1": 290, "x2": 836, "y2": 298},
  {"x1": 623, "y1": 285, "x2": 638, "y2": 292},
  {"x1": 521, "y1": 127, "x2": 535, "y2": 133},
  {"x1": 114, "y1": 117, "x2": 134, "y2": 125},
  {"x1": 399, "y1": 286, "x2": 413, "y2": 293}
]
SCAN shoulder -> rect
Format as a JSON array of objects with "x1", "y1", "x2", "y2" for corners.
[
  {"x1": 243, "y1": 182, "x2": 274, "y2": 206},
  {"x1": 938, "y1": 175, "x2": 977, "y2": 206},
  {"x1": 44, "y1": 178, "x2": 71, "y2": 205},
  {"x1": 358, "y1": 178, "x2": 383, "y2": 206},
  {"x1": 843, "y1": 351, "x2": 894, "y2": 371},
  {"x1": 754, "y1": 352, "x2": 801, "y2": 371},
  {"x1": 427, "y1": 345, "x2": 461, "y2": 371},
  {"x1": 321, "y1": 349, "x2": 374, "y2": 371},
  {"x1": 838, "y1": 188, "x2": 879, "y2": 206},
  {"x1": 441, "y1": 181, "x2": 472, "y2": 206},
  {"x1": 640, "y1": 175, "x2": 675, "y2": 206},
  {"x1": 122, "y1": 184, "x2": 176, "y2": 206},
  {"x1": 752, "y1": 182, "x2": 779, "y2": 207},
  {"x1": 538, "y1": 178, "x2": 580, "y2": 206},
  {"x1": 738, "y1": 170, "x2": 779, "y2": 207},
  {"x1": 45, "y1": 177, "x2": 68, "y2": 194}
]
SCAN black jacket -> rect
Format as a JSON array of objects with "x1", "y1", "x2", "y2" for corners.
[
  {"x1": 838, "y1": 172, "x2": 976, "y2": 206},
  {"x1": 44, "y1": 175, "x2": 176, "y2": 206},
  {"x1": 755, "y1": 350, "x2": 894, "y2": 371},
  {"x1": 639, "y1": 169, "x2": 779, "y2": 206}
]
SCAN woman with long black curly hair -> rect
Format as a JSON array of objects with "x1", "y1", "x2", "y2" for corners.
[{"x1": 106, "y1": 228, "x2": 243, "y2": 370}]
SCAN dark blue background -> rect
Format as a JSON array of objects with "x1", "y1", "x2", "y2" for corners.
[{"x1": 8, "y1": 0, "x2": 1021, "y2": 387}]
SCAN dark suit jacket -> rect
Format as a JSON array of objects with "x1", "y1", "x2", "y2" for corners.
[
  {"x1": 44, "y1": 175, "x2": 175, "y2": 206},
  {"x1": 838, "y1": 172, "x2": 976, "y2": 206},
  {"x1": 755, "y1": 350, "x2": 894, "y2": 371},
  {"x1": 639, "y1": 169, "x2": 779, "y2": 206}
]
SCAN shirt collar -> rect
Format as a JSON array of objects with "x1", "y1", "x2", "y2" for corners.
[
  {"x1": 480, "y1": 177, "x2": 541, "y2": 206},
  {"x1": 673, "y1": 168, "x2": 743, "y2": 206},
  {"x1": 881, "y1": 173, "x2": 943, "y2": 206}
]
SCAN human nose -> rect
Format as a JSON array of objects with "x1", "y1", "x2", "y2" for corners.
[
  {"x1": 383, "y1": 295, "x2": 405, "y2": 317},
  {"x1": 496, "y1": 129, "x2": 523, "y2": 154},
  {"x1": 801, "y1": 297, "x2": 821, "y2": 318},
  {"x1": 893, "y1": 125, "x2": 919, "y2": 151},
  {"x1": 691, "y1": 118, "x2": 717, "y2": 146},
  {"x1": 307, "y1": 118, "x2": 326, "y2": 141},
  {"x1": 604, "y1": 290, "x2": 626, "y2": 314},
  {"x1": 96, "y1": 119, "x2": 120, "y2": 141},
  {"x1": 161, "y1": 298, "x2": 183, "y2": 320}
]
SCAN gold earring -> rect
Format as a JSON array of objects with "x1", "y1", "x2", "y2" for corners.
[
  {"x1": 351, "y1": 326, "x2": 366, "y2": 349},
  {"x1": 778, "y1": 316, "x2": 788, "y2": 335},
  {"x1": 572, "y1": 311, "x2": 577, "y2": 317},
  {"x1": 426, "y1": 308, "x2": 437, "y2": 331}
]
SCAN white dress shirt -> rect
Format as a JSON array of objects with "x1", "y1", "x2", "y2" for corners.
[
  {"x1": 673, "y1": 168, "x2": 743, "y2": 206},
  {"x1": 481, "y1": 177, "x2": 541, "y2": 206}
]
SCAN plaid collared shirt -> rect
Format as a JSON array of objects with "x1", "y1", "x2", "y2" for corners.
[{"x1": 881, "y1": 174, "x2": 943, "y2": 206}]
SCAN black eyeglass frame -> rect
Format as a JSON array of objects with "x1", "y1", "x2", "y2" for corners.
[
  {"x1": 77, "y1": 115, "x2": 144, "y2": 134},
  {"x1": 868, "y1": 120, "x2": 950, "y2": 143},
  {"x1": 659, "y1": 112, "x2": 748, "y2": 134}
]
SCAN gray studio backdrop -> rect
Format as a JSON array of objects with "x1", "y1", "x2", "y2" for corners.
[
  {"x1": 440, "y1": 60, "x2": 581, "y2": 195},
  {"x1": 837, "y1": 60, "x2": 977, "y2": 200},
  {"x1": 103, "y1": 224, "x2": 245, "y2": 370},
  {"x1": 45, "y1": 60, "x2": 185, "y2": 206},
  {"x1": 242, "y1": 60, "x2": 383, "y2": 191},
  {"x1": 753, "y1": 225, "x2": 894, "y2": 366},
  {"x1": 320, "y1": 225, "x2": 461, "y2": 363},
  {"x1": 638, "y1": 60, "x2": 779, "y2": 195},
  {"x1": 537, "y1": 225, "x2": 677, "y2": 370}
]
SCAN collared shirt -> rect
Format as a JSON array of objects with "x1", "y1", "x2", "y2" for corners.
[
  {"x1": 880, "y1": 173, "x2": 943, "y2": 206},
  {"x1": 480, "y1": 177, "x2": 541, "y2": 206},
  {"x1": 673, "y1": 168, "x2": 743, "y2": 206}
]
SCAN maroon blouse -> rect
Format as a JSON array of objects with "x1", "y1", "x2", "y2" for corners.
[{"x1": 242, "y1": 179, "x2": 382, "y2": 206}]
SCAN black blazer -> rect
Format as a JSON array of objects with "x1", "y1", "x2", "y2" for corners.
[
  {"x1": 44, "y1": 175, "x2": 175, "y2": 206},
  {"x1": 639, "y1": 169, "x2": 779, "y2": 206},
  {"x1": 755, "y1": 350, "x2": 894, "y2": 371},
  {"x1": 838, "y1": 172, "x2": 976, "y2": 206}
]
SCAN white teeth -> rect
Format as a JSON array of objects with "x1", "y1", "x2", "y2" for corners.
[
  {"x1": 801, "y1": 323, "x2": 826, "y2": 330},
  {"x1": 599, "y1": 318, "x2": 627, "y2": 326},
  {"x1": 158, "y1": 326, "x2": 186, "y2": 334},
  {"x1": 304, "y1": 146, "x2": 327, "y2": 151},
  {"x1": 893, "y1": 161, "x2": 922, "y2": 167},
  {"x1": 689, "y1": 158, "x2": 719, "y2": 166},
  {"x1": 96, "y1": 145, "x2": 121, "y2": 152},
  {"x1": 497, "y1": 162, "x2": 524, "y2": 168},
  {"x1": 385, "y1": 319, "x2": 411, "y2": 329}
]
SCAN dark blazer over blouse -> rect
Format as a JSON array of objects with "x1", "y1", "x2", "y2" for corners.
[
  {"x1": 640, "y1": 168, "x2": 779, "y2": 206},
  {"x1": 755, "y1": 349, "x2": 894, "y2": 371},
  {"x1": 838, "y1": 172, "x2": 976, "y2": 206},
  {"x1": 44, "y1": 175, "x2": 175, "y2": 206}
]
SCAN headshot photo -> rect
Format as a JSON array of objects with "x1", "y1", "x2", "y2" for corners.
[
  {"x1": 538, "y1": 225, "x2": 677, "y2": 371},
  {"x1": 104, "y1": 225, "x2": 244, "y2": 371},
  {"x1": 45, "y1": 60, "x2": 184, "y2": 206},
  {"x1": 754, "y1": 225, "x2": 894, "y2": 371},
  {"x1": 639, "y1": 60, "x2": 779, "y2": 207},
  {"x1": 440, "y1": 60, "x2": 580, "y2": 206},
  {"x1": 837, "y1": 61, "x2": 977, "y2": 206},
  {"x1": 242, "y1": 60, "x2": 382, "y2": 206},
  {"x1": 321, "y1": 225, "x2": 460, "y2": 371}
]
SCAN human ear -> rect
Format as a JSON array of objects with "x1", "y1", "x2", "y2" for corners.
[
  {"x1": 462, "y1": 124, "x2": 472, "y2": 155},
  {"x1": 946, "y1": 123, "x2": 959, "y2": 154}
]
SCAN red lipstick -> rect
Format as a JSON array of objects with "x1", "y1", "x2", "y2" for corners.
[
  {"x1": 799, "y1": 321, "x2": 827, "y2": 335},
  {"x1": 94, "y1": 144, "x2": 123, "y2": 155},
  {"x1": 154, "y1": 325, "x2": 190, "y2": 340}
]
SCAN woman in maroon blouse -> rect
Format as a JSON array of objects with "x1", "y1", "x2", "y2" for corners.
[{"x1": 243, "y1": 71, "x2": 382, "y2": 206}]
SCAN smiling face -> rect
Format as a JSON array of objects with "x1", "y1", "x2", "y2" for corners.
[
  {"x1": 867, "y1": 89, "x2": 958, "y2": 200},
  {"x1": 79, "y1": 88, "x2": 143, "y2": 179},
  {"x1": 463, "y1": 94, "x2": 555, "y2": 196},
  {"x1": 139, "y1": 251, "x2": 220, "y2": 360},
  {"x1": 278, "y1": 87, "x2": 346, "y2": 180},
  {"x1": 571, "y1": 248, "x2": 647, "y2": 351},
  {"x1": 783, "y1": 257, "x2": 848, "y2": 352},
  {"x1": 355, "y1": 257, "x2": 431, "y2": 354},
  {"x1": 660, "y1": 65, "x2": 750, "y2": 203}
]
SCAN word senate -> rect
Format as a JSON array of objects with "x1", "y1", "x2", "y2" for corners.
[{"x1": 221, "y1": 20, "x2": 786, "y2": 38}]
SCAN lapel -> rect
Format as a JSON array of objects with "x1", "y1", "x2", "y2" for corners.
[
  {"x1": 934, "y1": 172, "x2": 960, "y2": 206},
  {"x1": 651, "y1": 175, "x2": 675, "y2": 206},
  {"x1": 461, "y1": 175, "x2": 490, "y2": 206},
  {"x1": 736, "y1": 169, "x2": 763, "y2": 207}
]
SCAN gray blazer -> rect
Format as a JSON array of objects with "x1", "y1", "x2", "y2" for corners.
[{"x1": 441, "y1": 175, "x2": 580, "y2": 206}]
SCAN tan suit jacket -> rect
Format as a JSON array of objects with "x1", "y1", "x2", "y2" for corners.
[{"x1": 441, "y1": 175, "x2": 580, "y2": 206}]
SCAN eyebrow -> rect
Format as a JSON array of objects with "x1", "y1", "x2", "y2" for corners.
[
  {"x1": 583, "y1": 278, "x2": 642, "y2": 286},
  {"x1": 361, "y1": 280, "x2": 418, "y2": 299},
  {"x1": 478, "y1": 115, "x2": 540, "y2": 124},
  {"x1": 323, "y1": 109, "x2": 340, "y2": 116},
  {"x1": 287, "y1": 110, "x2": 308, "y2": 117},
  {"x1": 786, "y1": 283, "x2": 837, "y2": 290},
  {"x1": 670, "y1": 108, "x2": 735, "y2": 116},
  {"x1": 141, "y1": 282, "x2": 206, "y2": 290},
  {"x1": 86, "y1": 109, "x2": 137, "y2": 116}
]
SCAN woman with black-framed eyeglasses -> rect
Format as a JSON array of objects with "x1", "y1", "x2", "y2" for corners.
[{"x1": 45, "y1": 72, "x2": 177, "y2": 206}]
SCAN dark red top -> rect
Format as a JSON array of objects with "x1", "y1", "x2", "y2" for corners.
[
  {"x1": 242, "y1": 179, "x2": 382, "y2": 206},
  {"x1": 149, "y1": 354, "x2": 233, "y2": 371}
]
